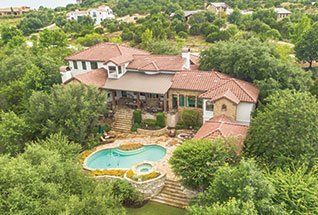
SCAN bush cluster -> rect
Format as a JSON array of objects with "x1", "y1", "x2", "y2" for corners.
[{"x1": 176, "y1": 109, "x2": 202, "y2": 130}]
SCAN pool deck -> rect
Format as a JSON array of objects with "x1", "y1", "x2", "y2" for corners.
[{"x1": 95, "y1": 134, "x2": 182, "y2": 180}]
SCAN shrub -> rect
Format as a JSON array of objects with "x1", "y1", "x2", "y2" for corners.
[
  {"x1": 101, "y1": 123, "x2": 111, "y2": 132},
  {"x1": 76, "y1": 33, "x2": 105, "y2": 46},
  {"x1": 178, "y1": 31, "x2": 188, "y2": 39},
  {"x1": 133, "y1": 109, "x2": 142, "y2": 124},
  {"x1": 141, "y1": 119, "x2": 160, "y2": 130},
  {"x1": 178, "y1": 109, "x2": 202, "y2": 130},
  {"x1": 131, "y1": 123, "x2": 140, "y2": 132},
  {"x1": 169, "y1": 138, "x2": 239, "y2": 190},
  {"x1": 194, "y1": 159, "x2": 282, "y2": 214},
  {"x1": 111, "y1": 180, "x2": 144, "y2": 207},
  {"x1": 156, "y1": 112, "x2": 165, "y2": 128},
  {"x1": 91, "y1": 169, "x2": 127, "y2": 177},
  {"x1": 126, "y1": 170, "x2": 161, "y2": 182},
  {"x1": 119, "y1": 143, "x2": 143, "y2": 151}
]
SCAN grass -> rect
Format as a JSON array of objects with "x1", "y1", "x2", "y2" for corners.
[
  {"x1": 126, "y1": 202, "x2": 186, "y2": 215},
  {"x1": 0, "y1": 17, "x2": 22, "y2": 27}
]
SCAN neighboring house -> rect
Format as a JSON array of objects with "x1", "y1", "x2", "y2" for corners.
[
  {"x1": 0, "y1": 6, "x2": 30, "y2": 16},
  {"x1": 66, "y1": 5, "x2": 115, "y2": 25},
  {"x1": 274, "y1": 7, "x2": 291, "y2": 20},
  {"x1": 207, "y1": 2, "x2": 231, "y2": 15},
  {"x1": 62, "y1": 42, "x2": 259, "y2": 142}
]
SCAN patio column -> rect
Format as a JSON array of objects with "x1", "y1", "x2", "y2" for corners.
[
  {"x1": 163, "y1": 93, "x2": 168, "y2": 112},
  {"x1": 137, "y1": 92, "x2": 141, "y2": 109},
  {"x1": 111, "y1": 91, "x2": 116, "y2": 107}
]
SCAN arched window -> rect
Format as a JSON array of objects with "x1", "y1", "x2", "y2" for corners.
[{"x1": 221, "y1": 104, "x2": 227, "y2": 112}]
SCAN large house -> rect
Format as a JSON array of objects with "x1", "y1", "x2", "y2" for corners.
[
  {"x1": 206, "y1": 2, "x2": 231, "y2": 15},
  {"x1": 0, "y1": 6, "x2": 30, "y2": 17},
  {"x1": 274, "y1": 7, "x2": 291, "y2": 20},
  {"x1": 62, "y1": 43, "x2": 259, "y2": 141},
  {"x1": 67, "y1": 5, "x2": 115, "y2": 25}
]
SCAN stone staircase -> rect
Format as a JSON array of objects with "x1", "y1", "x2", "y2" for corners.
[
  {"x1": 151, "y1": 178, "x2": 190, "y2": 208},
  {"x1": 112, "y1": 108, "x2": 133, "y2": 132}
]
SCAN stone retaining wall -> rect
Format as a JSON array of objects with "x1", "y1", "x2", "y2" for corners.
[
  {"x1": 137, "y1": 127, "x2": 168, "y2": 136},
  {"x1": 125, "y1": 173, "x2": 166, "y2": 199},
  {"x1": 93, "y1": 174, "x2": 166, "y2": 199}
]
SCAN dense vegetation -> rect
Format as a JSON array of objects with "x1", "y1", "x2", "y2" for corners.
[{"x1": 0, "y1": 0, "x2": 317, "y2": 214}]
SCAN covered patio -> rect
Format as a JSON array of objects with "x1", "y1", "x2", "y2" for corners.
[{"x1": 103, "y1": 72, "x2": 173, "y2": 113}]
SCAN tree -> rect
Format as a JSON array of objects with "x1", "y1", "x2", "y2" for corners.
[
  {"x1": 295, "y1": 23, "x2": 318, "y2": 68},
  {"x1": 39, "y1": 29, "x2": 67, "y2": 48},
  {"x1": 0, "y1": 112, "x2": 29, "y2": 155},
  {"x1": 0, "y1": 134, "x2": 129, "y2": 214},
  {"x1": 199, "y1": 38, "x2": 313, "y2": 99},
  {"x1": 192, "y1": 159, "x2": 283, "y2": 214},
  {"x1": 26, "y1": 84, "x2": 107, "y2": 147},
  {"x1": 0, "y1": 26, "x2": 23, "y2": 45},
  {"x1": 268, "y1": 165, "x2": 318, "y2": 214},
  {"x1": 169, "y1": 138, "x2": 239, "y2": 190},
  {"x1": 244, "y1": 90, "x2": 318, "y2": 169}
]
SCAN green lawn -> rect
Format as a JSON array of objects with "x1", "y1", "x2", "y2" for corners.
[{"x1": 126, "y1": 202, "x2": 186, "y2": 215}]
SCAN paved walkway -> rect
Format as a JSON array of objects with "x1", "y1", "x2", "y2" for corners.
[{"x1": 95, "y1": 133, "x2": 182, "y2": 180}]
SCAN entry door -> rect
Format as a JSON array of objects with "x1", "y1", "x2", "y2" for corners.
[{"x1": 172, "y1": 94, "x2": 178, "y2": 109}]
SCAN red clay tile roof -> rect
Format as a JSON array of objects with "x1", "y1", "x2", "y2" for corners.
[
  {"x1": 171, "y1": 71, "x2": 229, "y2": 92},
  {"x1": 200, "y1": 79, "x2": 259, "y2": 103},
  {"x1": 69, "y1": 68, "x2": 108, "y2": 88},
  {"x1": 127, "y1": 55, "x2": 184, "y2": 71},
  {"x1": 65, "y1": 43, "x2": 149, "y2": 62},
  {"x1": 172, "y1": 70, "x2": 259, "y2": 103},
  {"x1": 194, "y1": 115, "x2": 249, "y2": 143}
]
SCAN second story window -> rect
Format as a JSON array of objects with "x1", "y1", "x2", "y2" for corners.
[
  {"x1": 73, "y1": 61, "x2": 78, "y2": 69},
  {"x1": 90, "y1": 62, "x2": 98, "y2": 69},
  {"x1": 108, "y1": 66, "x2": 116, "y2": 75},
  {"x1": 82, "y1": 61, "x2": 87, "y2": 70},
  {"x1": 118, "y1": 66, "x2": 122, "y2": 74}
]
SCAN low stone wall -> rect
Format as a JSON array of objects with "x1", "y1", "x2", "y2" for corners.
[
  {"x1": 94, "y1": 173, "x2": 166, "y2": 199},
  {"x1": 125, "y1": 173, "x2": 166, "y2": 199},
  {"x1": 137, "y1": 127, "x2": 168, "y2": 136}
]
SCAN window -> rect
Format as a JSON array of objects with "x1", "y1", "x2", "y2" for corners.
[
  {"x1": 179, "y1": 95, "x2": 185, "y2": 107},
  {"x1": 118, "y1": 66, "x2": 122, "y2": 74},
  {"x1": 172, "y1": 94, "x2": 178, "y2": 109},
  {"x1": 90, "y1": 62, "x2": 98, "y2": 69},
  {"x1": 197, "y1": 98, "x2": 203, "y2": 108},
  {"x1": 121, "y1": 91, "x2": 127, "y2": 98},
  {"x1": 187, "y1": 96, "x2": 196, "y2": 107},
  {"x1": 221, "y1": 104, "x2": 227, "y2": 112},
  {"x1": 108, "y1": 66, "x2": 116, "y2": 75},
  {"x1": 206, "y1": 101, "x2": 214, "y2": 111},
  {"x1": 73, "y1": 61, "x2": 78, "y2": 69},
  {"x1": 82, "y1": 61, "x2": 87, "y2": 70}
]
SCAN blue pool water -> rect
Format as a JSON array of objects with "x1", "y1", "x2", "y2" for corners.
[{"x1": 85, "y1": 145, "x2": 166, "y2": 170}]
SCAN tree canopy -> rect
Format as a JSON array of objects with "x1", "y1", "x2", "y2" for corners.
[
  {"x1": 26, "y1": 84, "x2": 107, "y2": 148},
  {"x1": 244, "y1": 90, "x2": 318, "y2": 169}
]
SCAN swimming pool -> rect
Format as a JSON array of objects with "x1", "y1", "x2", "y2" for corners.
[{"x1": 84, "y1": 145, "x2": 167, "y2": 170}]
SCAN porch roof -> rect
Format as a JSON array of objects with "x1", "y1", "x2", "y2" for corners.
[{"x1": 103, "y1": 72, "x2": 173, "y2": 94}]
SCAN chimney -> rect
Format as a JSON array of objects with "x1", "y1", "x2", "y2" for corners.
[{"x1": 182, "y1": 47, "x2": 191, "y2": 70}]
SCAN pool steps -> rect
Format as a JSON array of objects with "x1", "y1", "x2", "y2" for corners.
[{"x1": 151, "y1": 179, "x2": 189, "y2": 208}]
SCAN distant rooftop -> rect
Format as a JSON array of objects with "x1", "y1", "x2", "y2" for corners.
[{"x1": 274, "y1": 7, "x2": 291, "y2": 14}]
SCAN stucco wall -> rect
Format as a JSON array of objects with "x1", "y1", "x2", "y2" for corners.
[
  {"x1": 236, "y1": 102, "x2": 255, "y2": 124},
  {"x1": 214, "y1": 98, "x2": 237, "y2": 120}
]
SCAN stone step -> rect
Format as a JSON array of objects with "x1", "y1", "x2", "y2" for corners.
[
  {"x1": 150, "y1": 199, "x2": 186, "y2": 209},
  {"x1": 152, "y1": 196, "x2": 188, "y2": 208},
  {"x1": 163, "y1": 183, "x2": 183, "y2": 190},
  {"x1": 158, "y1": 192, "x2": 189, "y2": 202},
  {"x1": 161, "y1": 188, "x2": 187, "y2": 197}
]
